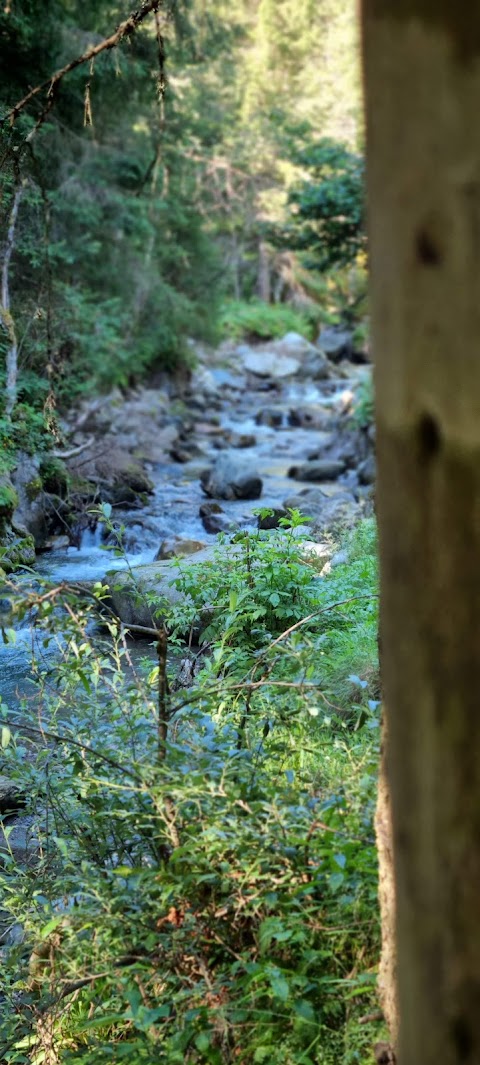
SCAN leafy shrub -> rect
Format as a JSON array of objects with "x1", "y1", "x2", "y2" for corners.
[
  {"x1": 351, "y1": 373, "x2": 375, "y2": 431},
  {"x1": 284, "y1": 139, "x2": 365, "y2": 272},
  {"x1": 219, "y1": 299, "x2": 318, "y2": 342},
  {"x1": 0, "y1": 518, "x2": 384, "y2": 1063}
]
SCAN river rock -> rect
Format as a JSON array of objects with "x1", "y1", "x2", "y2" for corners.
[
  {"x1": 239, "y1": 345, "x2": 300, "y2": 379},
  {"x1": 200, "y1": 454, "x2": 263, "y2": 500},
  {"x1": 256, "y1": 408, "x2": 284, "y2": 428},
  {"x1": 288, "y1": 408, "x2": 332, "y2": 430},
  {"x1": 317, "y1": 327, "x2": 354, "y2": 362},
  {"x1": 288, "y1": 460, "x2": 346, "y2": 482},
  {"x1": 199, "y1": 502, "x2": 239, "y2": 534},
  {"x1": 10, "y1": 455, "x2": 48, "y2": 547},
  {"x1": 155, "y1": 537, "x2": 207, "y2": 561},
  {"x1": 358, "y1": 455, "x2": 376, "y2": 485},
  {"x1": 227, "y1": 431, "x2": 256, "y2": 449},
  {"x1": 283, "y1": 487, "x2": 360, "y2": 533},
  {"x1": 257, "y1": 508, "x2": 288, "y2": 530}
]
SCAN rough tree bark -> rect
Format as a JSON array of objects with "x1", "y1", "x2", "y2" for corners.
[{"x1": 362, "y1": 4, "x2": 480, "y2": 1063}]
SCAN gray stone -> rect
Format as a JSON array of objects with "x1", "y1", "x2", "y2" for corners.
[
  {"x1": 288, "y1": 460, "x2": 346, "y2": 482},
  {"x1": 11, "y1": 455, "x2": 48, "y2": 547},
  {"x1": 283, "y1": 487, "x2": 360, "y2": 533},
  {"x1": 240, "y1": 347, "x2": 300, "y2": 379},
  {"x1": 317, "y1": 327, "x2": 354, "y2": 363},
  {"x1": 200, "y1": 454, "x2": 263, "y2": 501},
  {"x1": 106, "y1": 546, "x2": 239, "y2": 632},
  {"x1": 255, "y1": 408, "x2": 284, "y2": 428},
  {"x1": 358, "y1": 455, "x2": 376, "y2": 486}
]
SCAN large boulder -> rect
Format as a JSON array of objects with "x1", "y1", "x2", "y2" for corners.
[
  {"x1": 283, "y1": 486, "x2": 361, "y2": 534},
  {"x1": 200, "y1": 454, "x2": 263, "y2": 501},
  {"x1": 106, "y1": 546, "x2": 238, "y2": 632},
  {"x1": 237, "y1": 332, "x2": 330, "y2": 380},
  {"x1": 240, "y1": 345, "x2": 301, "y2": 379}
]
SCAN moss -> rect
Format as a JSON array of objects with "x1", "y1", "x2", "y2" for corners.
[
  {"x1": 2, "y1": 534, "x2": 36, "y2": 572},
  {"x1": 0, "y1": 484, "x2": 18, "y2": 520},
  {"x1": 25, "y1": 476, "x2": 43, "y2": 501}
]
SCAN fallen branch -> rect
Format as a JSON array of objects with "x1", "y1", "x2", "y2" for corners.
[{"x1": 51, "y1": 435, "x2": 94, "y2": 460}]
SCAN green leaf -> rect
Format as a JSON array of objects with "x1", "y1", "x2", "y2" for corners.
[
  {"x1": 269, "y1": 972, "x2": 290, "y2": 1001},
  {"x1": 1, "y1": 725, "x2": 11, "y2": 749}
]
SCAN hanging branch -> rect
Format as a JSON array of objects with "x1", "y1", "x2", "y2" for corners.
[
  {"x1": 5, "y1": 0, "x2": 164, "y2": 131},
  {"x1": 1, "y1": 173, "x2": 24, "y2": 416}
]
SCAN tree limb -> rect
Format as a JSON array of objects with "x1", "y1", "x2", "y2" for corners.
[{"x1": 6, "y1": 0, "x2": 164, "y2": 128}]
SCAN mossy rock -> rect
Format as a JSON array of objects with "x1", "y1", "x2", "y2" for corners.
[{"x1": 1, "y1": 534, "x2": 36, "y2": 572}]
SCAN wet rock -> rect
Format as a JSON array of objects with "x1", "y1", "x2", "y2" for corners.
[
  {"x1": 255, "y1": 408, "x2": 284, "y2": 428},
  {"x1": 288, "y1": 407, "x2": 332, "y2": 430},
  {"x1": 190, "y1": 366, "x2": 218, "y2": 396},
  {"x1": 0, "y1": 777, "x2": 26, "y2": 815},
  {"x1": 227, "y1": 432, "x2": 256, "y2": 449},
  {"x1": 317, "y1": 327, "x2": 354, "y2": 363},
  {"x1": 42, "y1": 535, "x2": 71, "y2": 552},
  {"x1": 200, "y1": 454, "x2": 263, "y2": 501},
  {"x1": 358, "y1": 455, "x2": 376, "y2": 486},
  {"x1": 155, "y1": 537, "x2": 207, "y2": 561},
  {"x1": 199, "y1": 501, "x2": 238, "y2": 535},
  {"x1": 288, "y1": 460, "x2": 346, "y2": 482}
]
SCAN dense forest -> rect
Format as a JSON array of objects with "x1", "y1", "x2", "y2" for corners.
[{"x1": 0, "y1": 4, "x2": 392, "y2": 1065}]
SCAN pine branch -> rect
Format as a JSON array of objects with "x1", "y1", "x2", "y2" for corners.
[{"x1": 5, "y1": 0, "x2": 164, "y2": 129}]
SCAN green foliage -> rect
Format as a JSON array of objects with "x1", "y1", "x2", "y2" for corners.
[
  {"x1": 351, "y1": 373, "x2": 375, "y2": 431},
  {"x1": 0, "y1": 518, "x2": 383, "y2": 1062},
  {"x1": 281, "y1": 140, "x2": 365, "y2": 272},
  {"x1": 219, "y1": 300, "x2": 317, "y2": 342}
]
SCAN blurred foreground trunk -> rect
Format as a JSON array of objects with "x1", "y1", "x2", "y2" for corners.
[{"x1": 362, "y1": 4, "x2": 480, "y2": 1062}]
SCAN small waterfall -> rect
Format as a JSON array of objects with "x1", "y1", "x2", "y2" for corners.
[{"x1": 79, "y1": 523, "x2": 103, "y2": 551}]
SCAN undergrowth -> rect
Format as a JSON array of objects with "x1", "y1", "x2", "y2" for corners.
[{"x1": 0, "y1": 516, "x2": 385, "y2": 1063}]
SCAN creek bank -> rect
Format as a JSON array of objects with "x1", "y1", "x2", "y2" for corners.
[{"x1": 2, "y1": 330, "x2": 374, "y2": 602}]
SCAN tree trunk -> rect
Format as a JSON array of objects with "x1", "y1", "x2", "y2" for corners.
[
  {"x1": 362, "y1": 5, "x2": 480, "y2": 1063},
  {"x1": 256, "y1": 238, "x2": 271, "y2": 303},
  {"x1": 1, "y1": 181, "x2": 23, "y2": 417}
]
